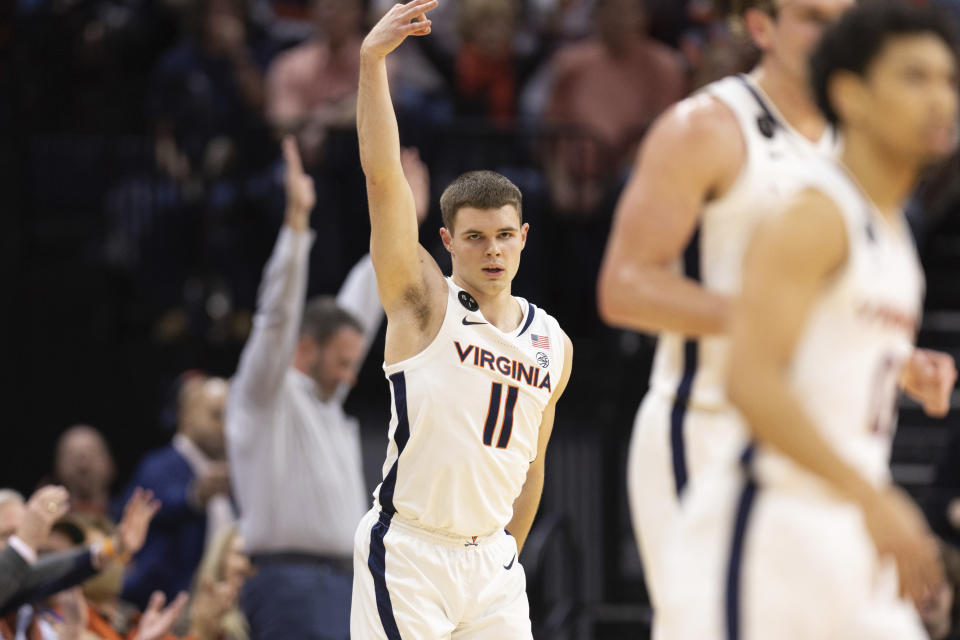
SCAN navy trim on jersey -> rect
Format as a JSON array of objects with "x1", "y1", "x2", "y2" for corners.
[
  {"x1": 517, "y1": 301, "x2": 537, "y2": 337},
  {"x1": 380, "y1": 372, "x2": 411, "y2": 515},
  {"x1": 368, "y1": 512, "x2": 402, "y2": 640},
  {"x1": 669, "y1": 227, "x2": 701, "y2": 495},
  {"x1": 725, "y1": 443, "x2": 759, "y2": 640},
  {"x1": 735, "y1": 74, "x2": 780, "y2": 131}
]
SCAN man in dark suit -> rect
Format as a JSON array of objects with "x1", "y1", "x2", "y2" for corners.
[{"x1": 119, "y1": 374, "x2": 234, "y2": 608}]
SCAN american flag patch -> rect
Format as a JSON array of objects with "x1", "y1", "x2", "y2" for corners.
[{"x1": 530, "y1": 334, "x2": 550, "y2": 349}]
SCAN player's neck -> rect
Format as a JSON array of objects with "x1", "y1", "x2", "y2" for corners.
[
  {"x1": 841, "y1": 134, "x2": 917, "y2": 222},
  {"x1": 751, "y1": 65, "x2": 826, "y2": 144},
  {"x1": 452, "y1": 274, "x2": 522, "y2": 332}
]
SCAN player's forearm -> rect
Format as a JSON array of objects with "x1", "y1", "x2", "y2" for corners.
[
  {"x1": 728, "y1": 361, "x2": 876, "y2": 505},
  {"x1": 358, "y1": 51, "x2": 403, "y2": 184},
  {"x1": 598, "y1": 265, "x2": 730, "y2": 336},
  {"x1": 506, "y1": 466, "x2": 545, "y2": 553}
]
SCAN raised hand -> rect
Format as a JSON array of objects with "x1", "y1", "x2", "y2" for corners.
[
  {"x1": 901, "y1": 348, "x2": 957, "y2": 418},
  {"x1": 360, "y1": 0, "x2": 436, "y2": 60},
  {"x1": 283, "y1": 135, "x2": 316, "y2": 232},
  {"x1": 17, "y1": 485, "x2": 70, "y2": 550},
  {"x1": 134, "y1": 591, "x2": 189, "y2": 640},
  {"x1": 116, "y1": 488, "x2": 161, "y2": 557}
]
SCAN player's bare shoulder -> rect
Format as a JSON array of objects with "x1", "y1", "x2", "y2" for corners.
[{"x1": 642, "y1": 91, "x2": 747, "y2": 199}]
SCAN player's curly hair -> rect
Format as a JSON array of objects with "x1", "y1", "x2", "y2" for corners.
[{"x1": 810, "y1": 0, "x2": 958, "y2": 125}]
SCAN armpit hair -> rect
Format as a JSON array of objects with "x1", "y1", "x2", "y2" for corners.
[{"x1": 402, "y1": 283, "x2": 432, "y2": 331}]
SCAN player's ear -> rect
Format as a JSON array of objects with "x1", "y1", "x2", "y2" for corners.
[
  {"x1": 439, "y1": 227, "x2": 454, "y2": 254},
  {"x1": 743, "y1": 7, "x2": 776, "y2": 52},
  {"x1": 829, "y1": 71, "x2": 867, "y2": 128},
  {"x1": 520, "y1": 223, "x2": 529, "y2": 249}
]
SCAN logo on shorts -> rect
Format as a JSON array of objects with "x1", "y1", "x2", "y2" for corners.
[
  {"x1": 536, "y1": 352, "x2": 550, "y2": 368},
  {"x1": 503, "y1": 554, "x2": 515, "y2": 570},
  {"x1": 458, "y1": 291, "x2": 479, "y2": 312},
  {"x1": 464, "y1": 536, "x2": 479, "y2": 548}
]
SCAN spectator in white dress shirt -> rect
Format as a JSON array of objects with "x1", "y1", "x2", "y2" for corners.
[{"x1": 227, "y1": 137, "x2": 428, "y2": 640}]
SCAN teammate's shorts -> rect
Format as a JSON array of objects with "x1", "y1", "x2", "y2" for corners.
[
  {"x1": 627, "y1": 390, "x2": 745, "y2": 609},
  {"x1": 351, "y1": 508, "x2": 532, "y2": 639},
  {"x1": 657, "y1": 465, "x2": 926, "y2": 640}
]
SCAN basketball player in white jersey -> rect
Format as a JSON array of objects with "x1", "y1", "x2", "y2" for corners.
[
  {"x1": 350, "y1": 2, "x2": 573, "y2": 638},
  {"x1": 596, "y1": 0, "x2": 955, "y2": 616},
  {"x1": 658, "y1": 2, "x2": 958, "y2": 637}
]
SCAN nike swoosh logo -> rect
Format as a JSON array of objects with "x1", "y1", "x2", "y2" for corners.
[
  {"x1": 503, "y1": 554, "x2": 515, "y2": 570},
  {"x1": 462, "y1": 317, "x2": 487, "y2": 326}
]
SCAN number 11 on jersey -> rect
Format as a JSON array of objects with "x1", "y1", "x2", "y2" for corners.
[{"x1": 483, "y1": 382, "x2": 518, "y2": 449}]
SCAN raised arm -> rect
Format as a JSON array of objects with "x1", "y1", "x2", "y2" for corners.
[
  {"x1": 231, "y1": 138, "x2": 316, "y2": 411},
  {"x1": 597, "y1": 96, "x2": 741, "y2": 336},
  {"x1": 358, "y1": 0, "x2": 443, "y2": 320},
  {"x1": 727, "y1": 188, "x2": 941, "y2": 605}
]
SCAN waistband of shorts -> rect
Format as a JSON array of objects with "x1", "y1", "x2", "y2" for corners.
[{"x1": 375, "y1": 510, "x2": 507, "y2": 548}]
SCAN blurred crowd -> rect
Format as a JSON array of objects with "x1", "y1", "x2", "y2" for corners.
[
  {"x1": 8, "y1": 0, "x2": 960, "y2": 638},
  {"x1": 12, "y1": 0, "x2": 763, "y2": 345}
]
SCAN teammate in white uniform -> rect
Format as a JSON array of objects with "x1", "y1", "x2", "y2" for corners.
[
  {"x1": 597, "y1": 0, "x2": 853, "y2": 613},
  {"x1": 351, "y1": 2, "x2": 573, "y2": 638},
  {"x1": 658, "y1": 3, "x2": 958, "y2": 638}
]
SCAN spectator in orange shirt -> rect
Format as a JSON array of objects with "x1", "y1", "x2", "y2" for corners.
[
  {"x1": 544, "y1": 0, "x2": 687, "y2": 216},
  {"x1": 265, "y1": 0, "x2": 367, "y2": 167}
]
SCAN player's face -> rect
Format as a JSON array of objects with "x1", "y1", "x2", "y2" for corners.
[
  {"x1": 443, "y1": 206, "x2": 528, "y2": 298},
  {"x1": 756, "y1": 0, "x2": 854, "y2": 84},
  {"x1": 857, "y1": 34, "x2": 958, "y2": 164}
]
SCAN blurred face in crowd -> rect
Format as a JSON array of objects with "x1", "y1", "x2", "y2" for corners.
[
  {"x1": 302, "y1": 327, "x2": 365, "y2": 400},
  {"x1": 0, "y1": 497, "x2": 24, "y2": 550},
  {"x1": 55, "y1": 426, "x2": 115, "y2": 501},
  {"x1": 460, "y1": 0, "x2": 516, "y2": 59},
  {"x1": 441, "y1": 206, "x2": 528, "y2": 300},
  {"x1": 595, "y1": 0, "x2": 647, "y2": 53},
  {"x1": 747, "y1": 0, "x2": 854, "y2": 85},
  {"x1": 313, "y1": 0, "x2": 364, "y2": 46},
  {"x1": 180, "y1": 377, "x2": 230, "y2": 460},
  {"x1": 834, "y1": 33, "x2": 959, "y2": 166}
]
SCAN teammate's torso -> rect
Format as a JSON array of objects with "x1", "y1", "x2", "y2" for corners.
[
  {"x1": 374, "y1": 279, "x2": 566, "y2": 537},
  {"x1": 755, "y1": 163, "x2": 924, "y2": 492},
  {"x1": 650, "y1": 74, "x2": 839, "y2": 408}
]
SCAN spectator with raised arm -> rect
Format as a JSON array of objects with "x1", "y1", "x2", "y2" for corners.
[{"x1": 226, "y1": 137, "x2": 388, "y2": 640}]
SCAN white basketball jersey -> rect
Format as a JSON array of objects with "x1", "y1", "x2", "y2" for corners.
[
  {"x1": 649, "y1": 75, "x2": 839, "y2": 408},
  {"x1": 753, "y1": 162, "x2": 924, "y2": 492},
  {"x1": 373, "y1": 278, "x2": 566, "y2": 537}
]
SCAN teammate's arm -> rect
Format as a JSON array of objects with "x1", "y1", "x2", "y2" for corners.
[
  {"x1": 506, "y1": 333, "x2": 574, "y2": 553},
  {"x1": 727, "y1": 188, "x2": 942, "y2": 605},
  {"x1": 597, "y1": 97, "x2": 741, "y2": 336},
  {"x1": 357, "y1": 0, "x2": 441, "y2": 318}
]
